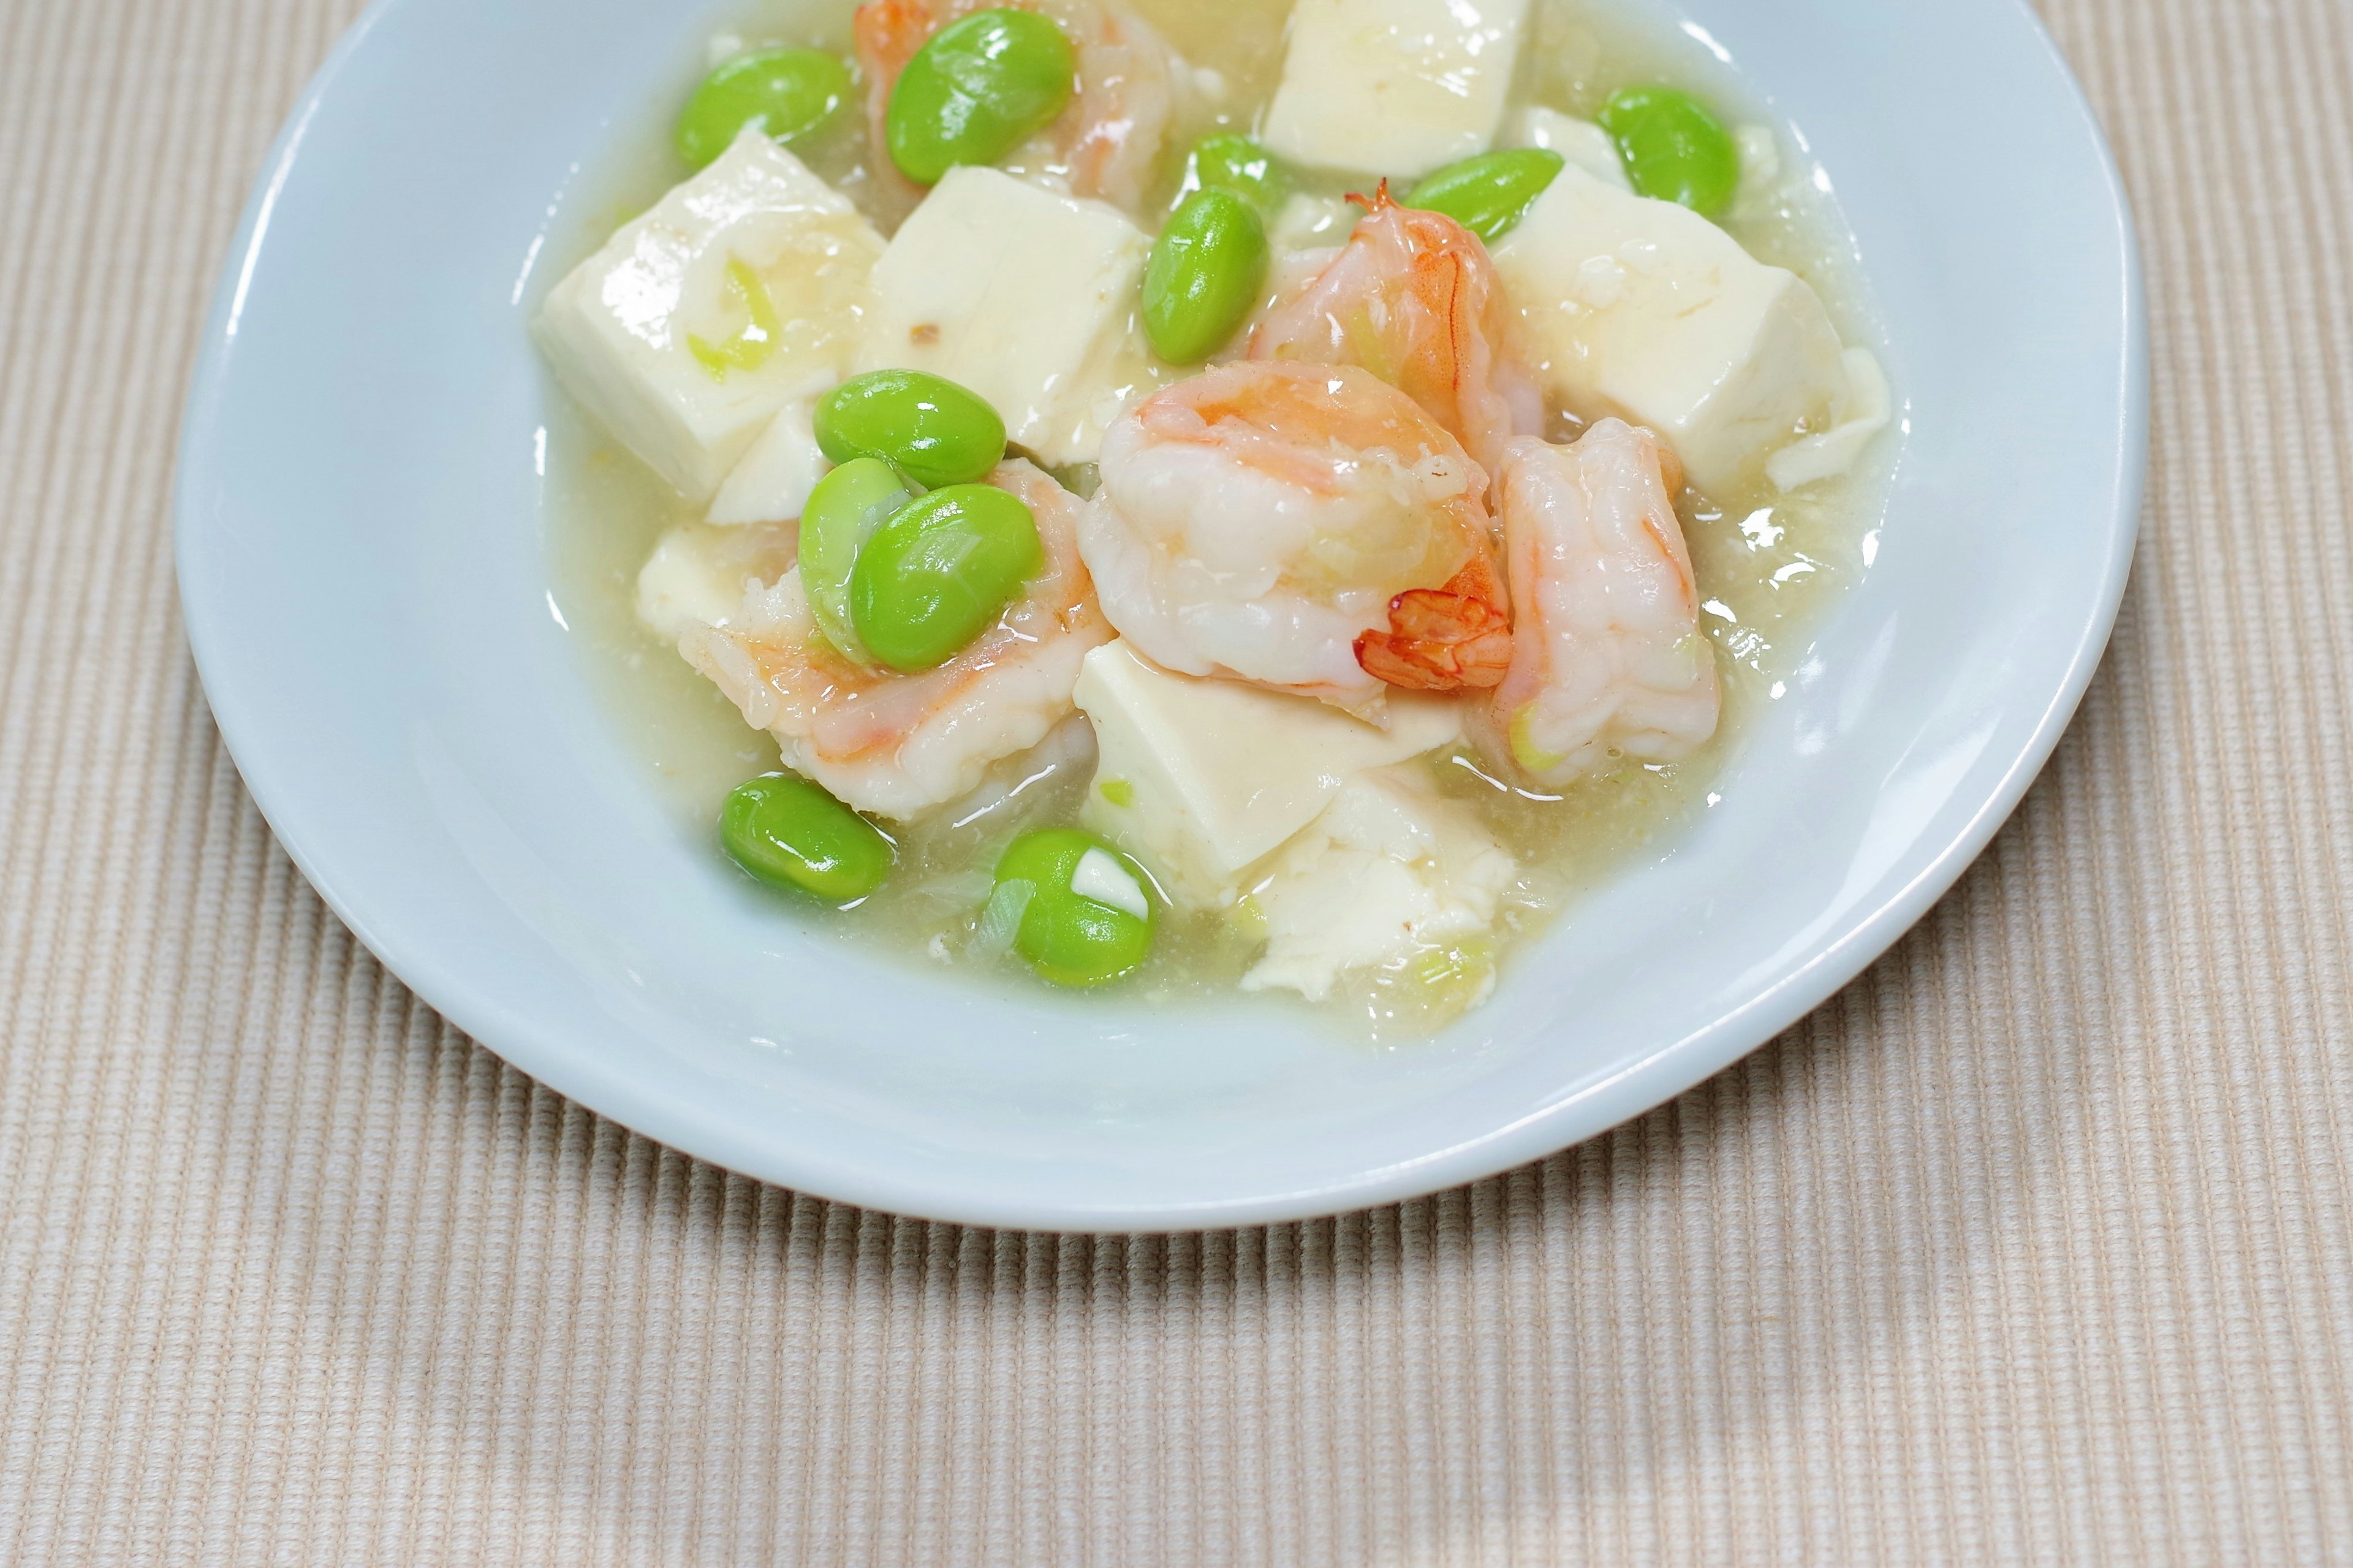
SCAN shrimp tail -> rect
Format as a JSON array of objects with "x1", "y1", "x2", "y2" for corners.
[{"x1": 1355, "y1": 561, "x2": 1515, "y2": 693}]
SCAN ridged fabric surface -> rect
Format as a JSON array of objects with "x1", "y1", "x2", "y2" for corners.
[{"x1": 2, "y1": 0, "x2": 2349, "y2": 1561}]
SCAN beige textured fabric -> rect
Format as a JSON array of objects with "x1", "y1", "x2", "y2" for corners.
[{"x1": 2, "y1": 0, "x2": 2349, "y2": 1561}]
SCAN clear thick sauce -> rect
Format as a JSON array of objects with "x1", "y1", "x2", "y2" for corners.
[{"x1": 542, "y1": 0, "x2": 1896, "y2": 1039}]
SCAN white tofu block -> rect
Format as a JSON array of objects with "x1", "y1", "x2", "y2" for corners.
[
  {"x1": 1767, "y1": 347, "x2": 1893, "y2": 490},
  {"x1": 1508, "y1": 107, "x2": 1631, "y2": 191},
  {"x1": 1241, "y1": 767, "x2": 1517, "y2": 1003},
  {"x1": 1074, "y1": 642, "x2": 1462, "y2": 909},
  {"x1": 707, "y1": 401, "x2": 830, "y2": 526},
  {"x1": 1262, "y1": 0, "x2": 1534, "y2": 179},
  {"x1": 634, "y1": 522, "x2": 799, "y2": 643},
  {"x1": 858, "y1": 167, "x2": 1166, "y2": 468},
  {"x1": 535, "y1": 129, "x2": 884, "y2": 502},
  {"x1": 1492, "y1": 165, "x2": 1851, "y2": 494}
]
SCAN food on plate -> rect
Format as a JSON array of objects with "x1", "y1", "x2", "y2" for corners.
[
  {"x1": 857, "y1": 0, "x2": 1182, "y2": 211},
  {"x1": 1247, "y1": 186, "x2": 1539, "y2": 478},
  {"x1": 991, "y1": 828, "x2": 1159, "y2": 985},
  {"x1": 815, "y1": 368, "x2": 1008, "y2": 487},
  {"x1": 677, "y1": 47, "x2": 855, "y2": 170},
  {"x1": 1488, "y1": 422, "x2": 1721, "y2": 785},
  {"x1": 1403, "y1": 149, "x2": 1567, "y2": 243},
  {"x1": 1081, "y1": 360, "x2": 1508, "y2": 711},
  {"x1": 1142, "y1": 189, "x2": 1270, "y2": 365},
  {"x1": 884, "y1": 9, "x2": 1079, "y2": 184},
  {"x1": 536, "y1": 0, "x2": 1896, "y2": 1036},
  {"x1": 1597, "y1": 85, "x2": 1740, "y2": 216},
  {"x1": 724, "y1": 773, "x2": 898, "y2": 900}
]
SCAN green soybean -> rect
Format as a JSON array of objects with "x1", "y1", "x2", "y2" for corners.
[
  {"x1": 815, "y1": 369, "x2": 1007, "y2": 490},
  {"x1": 993, "y1": 829, "x2": 1155, "y2": 987},
  {"x1": 851, "y1": 485, "x2": 1043, "y2": 673},
  {"x1": 800, "y1": 458, "x2": 920, "y2": 665},
  {"x1": 1186, "y1": 134, "x2": 1287, "y2": 213},
  {"x1": 676, "y1": 48, "x2": 854, "y2": 170},
  {"x1": 1143, "y1": 189, "x2": 1270, "y2": 366},
  {"x1": 1404, "y1": 148, "x2": 1567, "y2": 243},
  {"x1": 722, "y1": 775, "x2": 895, "y2": 903},
  {"x1": 1599, "y1": 85, "x2": 1740, "y2": 217},
  {"x1": 886, "y1": 9, "x2": 1077, "y2": 186}
]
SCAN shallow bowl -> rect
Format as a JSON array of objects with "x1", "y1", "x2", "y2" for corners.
[{"x1": 176, "y1": 0, "x2": 2144, "y2": 1229}]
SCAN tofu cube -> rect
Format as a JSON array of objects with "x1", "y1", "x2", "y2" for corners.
[
  {"x1": 534, "y1": 128, "x2": 884, "y2": 502},
  {"x1": 1766, "y1": 347, "x2": 1893, "y2": 490},
  {"x1": 706, "y1": 400, "x2": 830, "y2": 526},
  {"x1": 634, "y1": 522, "x2": 799, "y2": 643},
  {"x1": 1074, "y1": 642, "x2": 1463, "y2": 909},
  {"x1": 1262, "y1": 0, "x2": 1534, "y2": 179},
  {"x1": 1241, "y1": 767, "x2": 1518, "y2": 1002},
  {"x1": 1507, "y1": 107, "x2": 1631, "y2": 191},
  {"x1": 858, "y1": 167, "x2": 1165, "y2": 468},
  {"x1": 1491, "y1": 165, "x2": 1850, "y2": 494}
]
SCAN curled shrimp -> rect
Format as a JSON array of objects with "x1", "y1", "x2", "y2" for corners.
[
  {"x1": 1248, "y1": 185, "x2": 1542, "y2": 482},
  {"x1": 1356, "y1": 555, "x2": 1515, "y2": 692},
  {"x1": 1486, "y1": 421, "x2": 1721, "y2": 786},
  {"x1": 1080, "y1": 360, "x2": 1509, "y2": 713},
  {"x1": 854, "y1": 0, "x2": 1178, "y2": 213},
  {"x1": 681, "y1": 460, "x2": 1112, "y2": 820}
]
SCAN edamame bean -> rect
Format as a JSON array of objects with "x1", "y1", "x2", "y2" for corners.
[
  {"x1": 850, "y1": 485, "x2": 1043, "y2": 673},
  {"x1": 800, "y1": 458, "x2": 921, "y2": 665},
  {"x1": 815, "y1": 370, "x2": 1007, "y2": 490},
  {"x1": 885, "y1": 9, "x2": 1077, "y2": 186},
  {"x1": 1598, "y1": 86, "x2": 1739, "y2": 217},
  {"x1": 722, "y1": 774, "x2": 895, "y2": 903},
  {"x1": 1186, "y1": 134, "x2": 1287, "y2": 213},
  {"x1": 993, "y1": 829, "x2": 1155, "y2": 987},
  {"x1": 1404, "y1": 148, "x2": 1567, "y2": 243},
  {"x1": 676, "y1": 48, "x2": 854, "y2": 170},
  {"x1": 1143, "y1": 189, "x2": 1270, "y2": 366}
]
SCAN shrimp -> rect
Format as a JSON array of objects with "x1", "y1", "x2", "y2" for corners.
[
  {"x1": 854, "y1": 0, "x2": 1178, "y2": 213},
  {"x1": 1248, "y1": 186, "x2": 1542, "y2": 482},
  {"x1": 1080, "y1": 360, "x2": 1510, "y2": 714},
  {"x1": 680, "y1": 460, "x2": 1113, "y2": 820},
  {"x1": 1485, "y1": 421, "x2": 1721, "y2": 787}
]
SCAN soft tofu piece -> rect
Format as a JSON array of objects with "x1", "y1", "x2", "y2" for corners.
[
  {"x1": 1262, "y1": 0, "x2": 1534, "y2": 179},
  {"x1": 1492, "y1": 164, "x2": 1850, "y2": 494},
  {"x1": 707, "y1": 401, "x2": 830, "y2": 526},
  {"x1": 1767, "y1": 347, "x2": 1893, "y2": 490},
  {"x1": 1508, "y1": 107, "x2": 1631, "y2": 190},
  {"x1": 534, "y1": 129, "x2": 884, "y2": 502},
  {"x1": 634, "y1": 522, "x2": 798, "y2": 642},
  {"x1": 1241, "y1": 767, "x2": 1518, "y2": 1003},
  {"x1": 858, "y1": 167, "x2": 1165, "y2": 468},
  {"x1": 1074, "y1": 642, "x2": 1463, "y2": 909}
]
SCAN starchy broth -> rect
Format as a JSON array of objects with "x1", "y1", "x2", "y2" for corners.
[{"x1": 541, "y1": 0, "x2": 1896, "y2": 1038}]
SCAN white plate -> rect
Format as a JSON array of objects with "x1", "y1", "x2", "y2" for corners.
[{"x1": 176, "y1": 0, "x2": 2144, "y2": 1230}]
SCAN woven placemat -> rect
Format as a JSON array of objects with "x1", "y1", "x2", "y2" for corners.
[{"x1": 3, "y1": 0, "x2": 2349, "y2": 1561}]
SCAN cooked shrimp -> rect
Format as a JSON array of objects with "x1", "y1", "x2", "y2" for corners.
[
  {"x1": 853, "y1": 0, "x2": 1178, "y2": 213},
  {"x1": 1248, "y1": 186, "x2": 1542, "y2": 482},
  {"x1": 1080, "y1": 360, "x2": 1509, "y2": 714},
  {"x1": 1487, "y1": 421, "x2": 1721, "y2": 786},
  {"x1": 681, "y1": 460, "x2": 1112, "y2": 820}
]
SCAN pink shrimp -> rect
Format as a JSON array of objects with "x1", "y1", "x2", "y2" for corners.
[
  {"x1": 1248, "y1": 185, "x2": 1542, "y2": 482},
  {"x1": 1080, "y1": 360, "x2": 1510, "y2": 714},
  {"x1": 681, "y1": 460, "x2": 1112, "y2": 820},
  {"x1": 853, "y1": 0, "x2": 1178, "y2": 213},
  {"x1": 1486, "y1": 421, "x2": 1721, "y2": 786}
]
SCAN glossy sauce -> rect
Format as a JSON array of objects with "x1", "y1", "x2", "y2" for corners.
[{"x1": 541, "y1": 0, "x2": 1897, "y2": 1039}]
